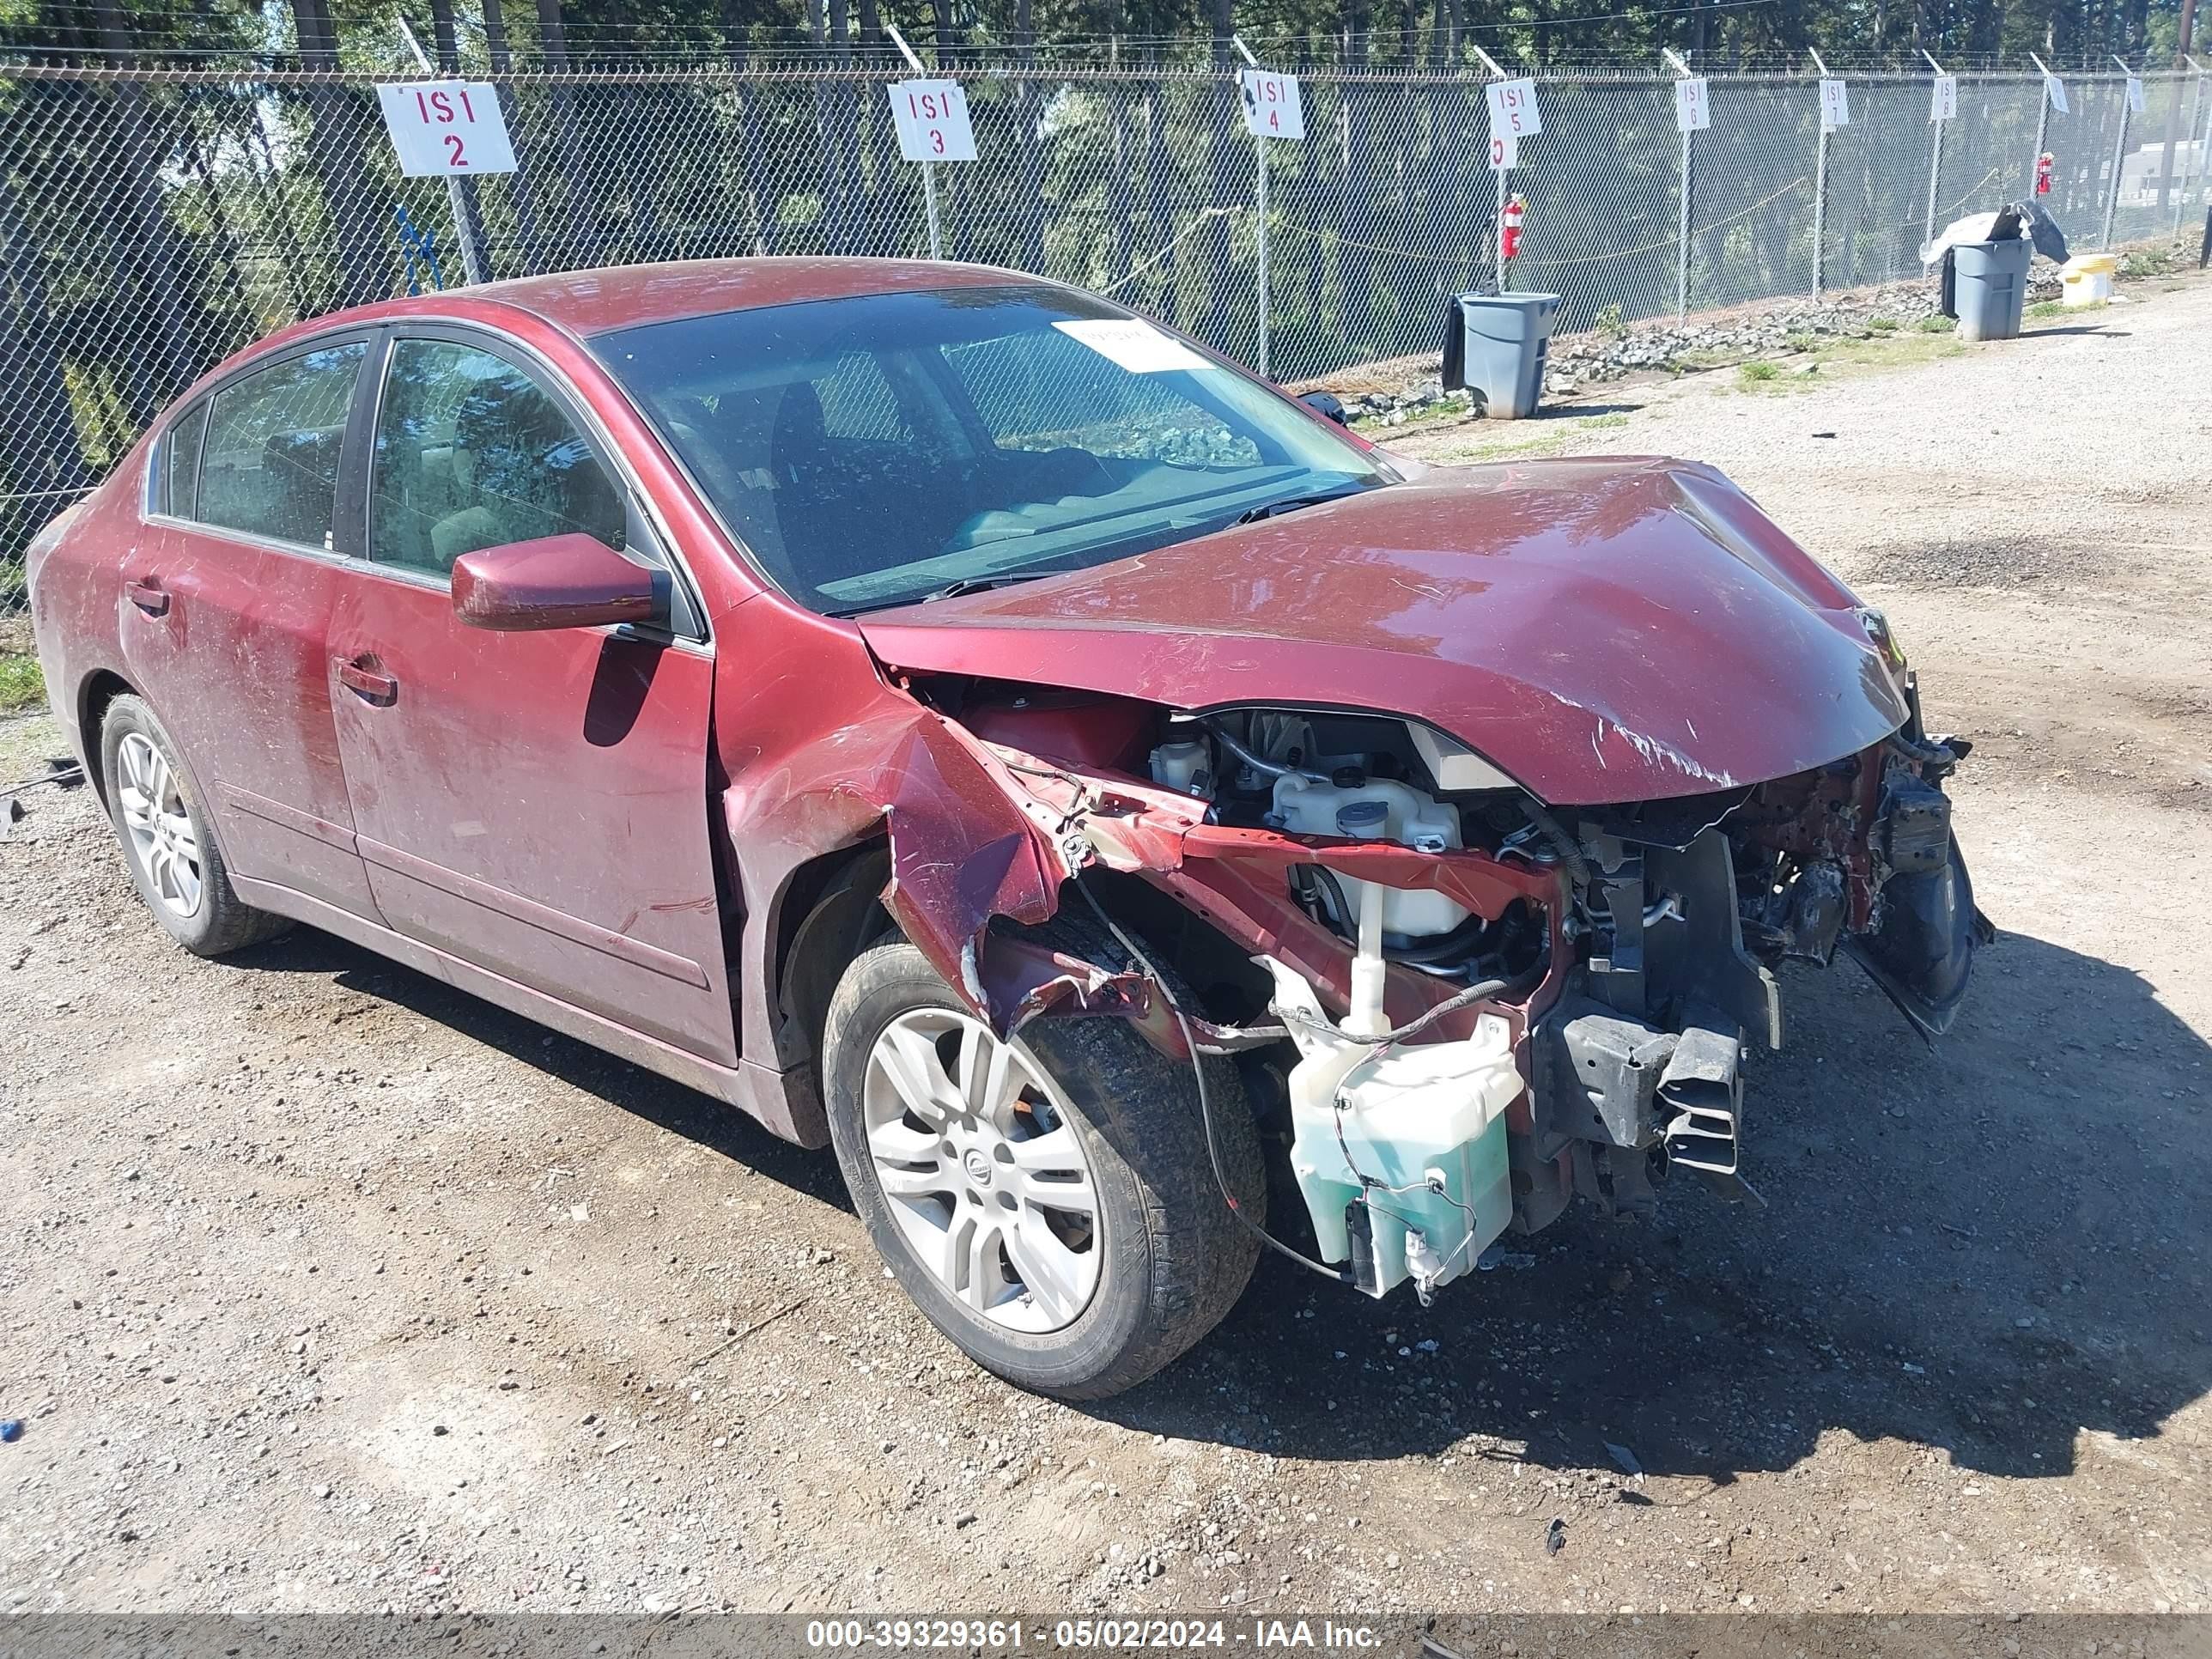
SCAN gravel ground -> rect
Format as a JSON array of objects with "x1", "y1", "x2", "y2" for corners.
[{"x1": 3, "y1": 275, "x2": 2208, "y2": 1621}]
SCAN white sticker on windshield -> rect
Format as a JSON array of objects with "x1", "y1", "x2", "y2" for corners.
[{"x1": 1054, "y1": 319, "x2": 1209, "y2": 374}]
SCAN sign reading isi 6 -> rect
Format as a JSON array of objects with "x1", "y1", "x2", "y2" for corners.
[
  {"x1": 888, "y1": 80, "x2": 977, "y2": 161},
  {"x1": 376, "y1": 82, "x2": 517, "y2": 176},
  {"x1": 1674, "y1": 76, "x2": 1711, "y2": 132},
  {"x1": 1239, "y1": 70, "x2": 1305, "y2": 140}
]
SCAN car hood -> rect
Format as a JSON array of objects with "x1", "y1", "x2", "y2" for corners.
[{"x1": 856, "y1": 457, "x2": 1909, "y2": 805}]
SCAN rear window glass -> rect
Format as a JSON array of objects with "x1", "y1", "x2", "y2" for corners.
[
  {"x1": 196, "y1": 343, "x2": 365, "y2": 548},
  {"x1": 162, "y1": 402, "x2": 209, "y2": 520}
]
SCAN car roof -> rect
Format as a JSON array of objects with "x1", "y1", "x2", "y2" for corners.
[{"x1": 423, "y1": 258, "x2": 1047, "y2": 338}]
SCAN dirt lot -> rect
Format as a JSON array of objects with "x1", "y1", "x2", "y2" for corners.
[{"x1": 3, "y1": 277, "x2": 2209, "y2": 1621}]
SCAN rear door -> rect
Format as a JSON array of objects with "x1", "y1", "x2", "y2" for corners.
[
  {"x1": 125, "y1": 335, "x2": 381, "y2": 921},
  {"x1": 323, "y1": 327, "x2": 736, "y2": 1062}
]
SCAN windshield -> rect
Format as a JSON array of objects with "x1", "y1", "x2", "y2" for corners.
[{"x1": 590, "y1": 286, "x2": 1388, "y2": 615}]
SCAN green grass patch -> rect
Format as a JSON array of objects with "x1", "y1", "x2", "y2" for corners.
[
  {"x1": 1784, "y1": 331, "x2": 1820, "y2": 352},
  {"x1": 2118, "y1": 242, "x2": 2184, "y2": 278},
  {"x1": 1865, "y1": 315, "x2": 1900, "y2": 332},
  {"x1": 2026, "y1": 299, "x2": 2065, "y2": 318},
  {"x1": 1578, "y1": 412, "x2": 1632, "y2": 430},
  {"x1": 1737, "y1": 360, "x2": 1781, "y2": 386},
  {"x1": 1915, "y1": 314, "x2": 1958, "y2": 333},
  {"x1": 0, "y1": 651, "x2": 45, "y2": 714}
]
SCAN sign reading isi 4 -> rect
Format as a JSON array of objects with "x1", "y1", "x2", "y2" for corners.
[
  {"x1": 1239, "y1": 70, "x2": 1305, "y2": 140},
  {"x1": 889, "y1": 80, "x2": 977, "y2": 161},
  {"x1": 375, "y1": 82, "x2": 517, "y2": 176}
]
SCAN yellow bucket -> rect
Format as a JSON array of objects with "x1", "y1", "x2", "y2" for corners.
[{"x1": 2060, "y1": 253, "x2": 2119, "y2": 307}]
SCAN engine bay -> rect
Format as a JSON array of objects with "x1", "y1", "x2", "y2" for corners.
[{"x1": 921, "y1": 680, "x2": 1987, "y2": 1308}]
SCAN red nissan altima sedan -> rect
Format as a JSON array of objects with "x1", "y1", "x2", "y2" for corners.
[{"x1": 27, "y1": 259, "x2": 1984, "y2": 1398}]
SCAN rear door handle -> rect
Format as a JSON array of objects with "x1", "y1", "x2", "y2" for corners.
[
  {"x1": 336, "y1": 657, "x2": 398, "y2": 706},
  {"x1": 125, "y1": 579, "x2": 169, "y2": 617}
]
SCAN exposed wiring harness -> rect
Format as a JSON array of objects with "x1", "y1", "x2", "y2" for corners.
[{"x1": 1074, "y1": 873, "x2": 1352, "y2": 1285}]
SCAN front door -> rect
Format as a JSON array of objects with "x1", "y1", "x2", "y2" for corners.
[{"x1": 325, "y1": 331, "x2": 736, "y2": 1064}]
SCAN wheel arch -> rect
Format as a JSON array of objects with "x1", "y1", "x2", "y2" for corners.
[
  {"x1": 773, "y1": 833, "x2": 894, "y2": 1079},
  {"x1": 76, "y1": 667, "x2": 139, "y2": 806}
]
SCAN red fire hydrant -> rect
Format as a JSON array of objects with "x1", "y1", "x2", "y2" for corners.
[
  {"x1": 2035, "y1": 152, "x2": 2054, "y2": 196},
  {"x1": 1500, "y1": 193, "x2": 1526, "y2": 264}
]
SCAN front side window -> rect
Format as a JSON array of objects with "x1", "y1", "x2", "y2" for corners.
[
  {"x1": 368, "y1": 338, "x2": 626, "y2": 575},
  {"x1": 196, "y1": 342, "x2": 365, "y2": 547},
  {"x1": 591, "y1": 288, "x2": 1386, "y2": 615}
]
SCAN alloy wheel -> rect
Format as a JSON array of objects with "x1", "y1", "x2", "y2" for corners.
[
  {"x1": 861, "y1": 1008, "x2": 1102, "y2": 1334},
  {"x1": 116, "y1": 730, "x2": 203, "y2": 919}
]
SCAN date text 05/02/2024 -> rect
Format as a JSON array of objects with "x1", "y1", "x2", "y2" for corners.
[{"x1": 803, "y1": 1619, "x2": 1387, "y2": 1650}]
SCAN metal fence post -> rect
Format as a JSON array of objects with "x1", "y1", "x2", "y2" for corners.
[
  {"x1": 1665, "y1": 50, "x2": 1693, "y2": 320},
  {"x1": 2028, "y1": 52, "x2": 2055, "y2": 198},
  {"x1": 1473, "y1": 44, "x2": 1509, "y2": 292},
  {"x1": 1923, "y1": 52, "x2": 1948, "y2": 247},
  {"x1": 1231, "y1": 36, "x2": 1270, "y2": 379},
  {"x1": 1255, "y1": 134, "x2": 1269, "y2": 376},
  {"x1": 2177, "y1": 63, "x2": 2208, "y2": 240},
  {"x1": 395, "y1": 17, "x2": 485, "y2": 286},
  {"x1": 2103, "y1": 58, "x2": 2135, "y2": 250},
  {"x1": 885, "y1": 26, "x2": 945, "y2": 259},
  {"x1": 1806, "y1": 51, "x2": 1837, "y2": 299}
]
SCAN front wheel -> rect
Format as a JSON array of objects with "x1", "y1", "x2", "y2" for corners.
[{"x1": 820, "y1": 931, "x2": 1261, "y2": 1401}]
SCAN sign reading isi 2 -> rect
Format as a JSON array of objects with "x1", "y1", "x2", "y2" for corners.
[
  {"x1": 1239, "y1": 70, "x2": 1305, "y2": 140},
  {"x1": 888, "y1": 80, "x2": 977, "y2": 161},
  {"x1": 376, "y1": 82, "x2": 517, "y2": 176}
]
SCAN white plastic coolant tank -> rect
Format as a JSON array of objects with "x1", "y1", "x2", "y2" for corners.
[
  {"x1": 1272, "y1": 772, "x2": 1468, "y2": 938},
  {"x1": 1286, "y1": 1011, "x2": 1521, "y2": 1297}
]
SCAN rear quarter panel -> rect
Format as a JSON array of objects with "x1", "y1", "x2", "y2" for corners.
[{"x1": 27, "y1": 456, "x2": 148, "y2": 773}]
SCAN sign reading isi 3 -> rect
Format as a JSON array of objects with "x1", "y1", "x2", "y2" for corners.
[
  {"x1": 375, "y1": 82, "x2": 517, "y2": 176},
  {"x1": 888, "y1": 80, "x2": 977, "y2": 162}
]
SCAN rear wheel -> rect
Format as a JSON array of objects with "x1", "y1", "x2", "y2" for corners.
[
  {"x1": 821, "y1": 928, "x2": 1262, "y2": 1400},
  {"x1": 99, "y1": 695, "x2": 290, "y2": 957}
]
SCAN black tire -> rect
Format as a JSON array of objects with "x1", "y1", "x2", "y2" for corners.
[
  {"x1": 98, "y1": 694, "x2": 290, "y2": 957},
  {"x1": 821, "y1": 921, "x2": 1263, "y2": 1401}
]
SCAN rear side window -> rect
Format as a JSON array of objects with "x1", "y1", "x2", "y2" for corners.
[
  {"x1": 161, "y1": 402, "x2": 208, "y2": 520},
  {"x1": 196, "y1": 342, "x2": 366, "y2": 548}
]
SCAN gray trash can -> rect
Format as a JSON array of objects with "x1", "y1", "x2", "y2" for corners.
[
  {"x1": 1951, "y1": 238, "x2": 2031, "y2": 341},
  {"x1": 1442, "y1": 292, "x2": 1561, "y2": 420}
]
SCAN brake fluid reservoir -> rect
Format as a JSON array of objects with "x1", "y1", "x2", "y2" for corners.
[{"x1": 1272, "y1": 772, "x2": 1469, "y2": 938}]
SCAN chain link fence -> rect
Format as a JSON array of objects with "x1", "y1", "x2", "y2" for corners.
[{"x1": 3, "y1": 57, "x2": 2208, "y2": 618}]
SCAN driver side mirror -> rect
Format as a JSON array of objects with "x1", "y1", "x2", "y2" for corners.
[
  {"x1": 451, "y1": 532, "x2": 669, "y2": 634},
  {"x1": 1298, "y1": 390, "x2": 1350, "y2": 427}
]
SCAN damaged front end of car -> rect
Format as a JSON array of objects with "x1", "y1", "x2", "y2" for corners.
[{"x1": 863, "y1": 665, "x2": 1989, "y2": 1310}]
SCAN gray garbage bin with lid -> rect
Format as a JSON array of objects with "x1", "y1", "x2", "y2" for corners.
[
  {"x1": 1951, "y1": 238, "x2": 2031, "y2": 341},
  {"x1": 1442, "y1": 292, "x2": 1561, "y2": 420}
]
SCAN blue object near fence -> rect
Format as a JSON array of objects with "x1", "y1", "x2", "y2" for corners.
[{"x1": 394, "y1": 204, "x2": 446, "y2": 295}]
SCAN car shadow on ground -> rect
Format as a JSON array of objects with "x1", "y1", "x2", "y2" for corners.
[
  {"x1": 228, "y1": 919, "x2": 2210, "y2": 1487},
  {"x1": 229, "y1": 927, "x2": 851, "y2": 1212},
  {"x1": 1089, "y1": 928, "x2": 2212, "y2": 1485}
]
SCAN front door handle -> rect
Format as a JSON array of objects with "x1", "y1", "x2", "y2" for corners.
[
  {"x1": 125, "y1": 579, "x2": 170, "y2": 617},
  {"x1": 336, "y1": 657, "x2": 398, "y2": 707}
]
